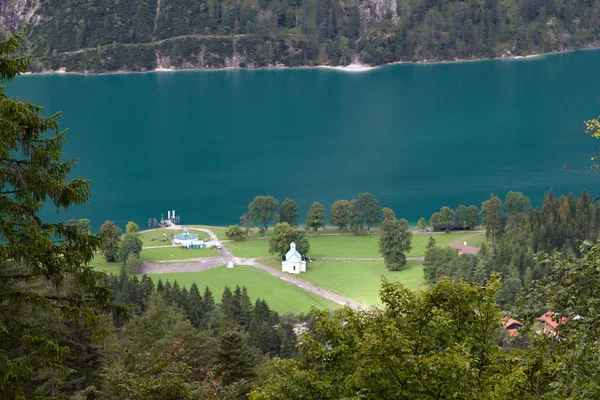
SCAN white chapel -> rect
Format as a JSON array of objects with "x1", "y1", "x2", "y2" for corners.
[{"x1": 281, "y1": 242, "x2": 306, "y2": 274}]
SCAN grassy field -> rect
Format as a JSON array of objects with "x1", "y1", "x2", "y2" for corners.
[
  {"x1": 141, "y1": 247, "x2": 220, "y2": 261},
  {"x1": 143, "y1": 266, "x2": 340, "y2": 314},
  {"x1": 137, "y1": 228, "x2": 211, "y2": 247},
  {"x1": 261, "y1": 259, "x2": 425, "y2": 306},
  {"x1": 89, "y1": 254, "x2": 122, "y2": 275},
  {"x1": 187, "y1": 225, "x2": 229, "y2": 239},
  {"x1": 226, "y1": 231, "x2": 486, "y2": 259}
]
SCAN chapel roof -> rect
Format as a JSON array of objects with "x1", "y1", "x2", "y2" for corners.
[{"x1": 285, "y1": 242, "x2": 303, "y2": 262}]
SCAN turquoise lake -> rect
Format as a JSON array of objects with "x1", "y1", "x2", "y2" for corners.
[{"x1": 6, "y1": 50, "x2": 600, "y2": 231}]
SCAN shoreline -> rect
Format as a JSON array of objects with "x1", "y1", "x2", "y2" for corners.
[{"x1": 26, "y1": 43, "x2": 600, "y2": 76}]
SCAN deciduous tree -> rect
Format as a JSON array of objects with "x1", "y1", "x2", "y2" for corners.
[
  {"x1": 330, "y1": 199, "x2": 352, "y2": 232},
  {"x1": 306, "y1": 202, "x2": 326, "y2": 235},
  {"x1": 482, "y1": 194, "x2": 503, "y2": 245},
  {"x1": 240, "y1": 212, "x2": 254, "y2": 239},
  {"x1": 417, "y1": 217, "x2": 427, "y2": 231},
  {"x1": 126, "y1": 221, "x2": 140, "y2": 234},
  {"x1": 378, "y1": 218, "x2": 412, "y2": 270},
  {"x1": 248, "y1": 196, "x2": 279, "y2": 237},
  {"x1": 118, "y1": 233, "x2": 143, "y2": 262},
  {"x1": 100, "y1": 220, "x2": 123, "y2": 261},
  {"x1": 357, "y1": 192, "x2": 381, "y2": 233},
  {"x1": 268, "y1": 222, "x2": 310, "y2": 258},
  {"x1": 280, "y1": 198, "x2": 299, "y2": 227},
  {"x1": 226, "y1": 225, "x2": 246, "y2": 241},
  {"x1": 504, "y1": 191, "x2": 530, "y2": 214},
  {"x1": 381, "y1": 207, "x2": 396, "y2": 221}
]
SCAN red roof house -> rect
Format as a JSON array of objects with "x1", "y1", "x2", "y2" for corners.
[
  {"x1": 536, "y1": 312, "x2": 568, "y2": 336},
  {"x1": 449, "y1": 242, "x2": 481, "y2": 256}
]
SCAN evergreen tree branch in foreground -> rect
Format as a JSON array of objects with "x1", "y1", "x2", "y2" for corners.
[{"x1": 0, "y1": 36, "x2": 127, "y2": 398}]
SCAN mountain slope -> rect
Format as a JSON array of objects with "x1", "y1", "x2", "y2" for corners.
[{"x1": 2, "y1": 0, "x2": 599, "y2": 72}]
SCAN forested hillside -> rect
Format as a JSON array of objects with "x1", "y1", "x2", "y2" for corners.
[{"x1": 1, "y1": 0, "x2": 599, "y2": 72}]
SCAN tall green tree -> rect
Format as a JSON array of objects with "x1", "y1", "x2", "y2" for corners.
[
  {"x1": 67, "y1": 218, "x2": 91, "y2": 234},
  {"x1": 226, "y1": 225, "x2": 246, "y2": 241},
  {"x1": 466, "y1": 205, "x2": 480, "y2": 229},
  {"x1": 126, "y1": 221, "x2": 140, "y2": 234},
  {"x1": 0, "y1": 36, "x2": 124, "y2": 398},
  {"x1": 504, "y1": 191, "x2": 531, "y2": 214},
  {"x1": 381, "y1": 207, "x2": 396, "y2": 221},
  {"x1": 248, "y1": 195, "x2": 279, "y2": 237},
  {"x1": 438, "y1": 206, "x2": 456, "y2": 232},
  {"x1": 349, "y1": 199, "x2": 363, "y2": 234},
  {"x1": 251, "y1": 277, "x2": 521, "y2": 399},
  {"x1": 215, "y1": 331, "x2": 256, "y2": 386},
  {"x1": 329, "y1": 199, "x2": 352, "y2": 232},
  {"x1": 417, "y1": 217, "x2": 427, "y2": 231},
  {"x1": 306, "y1": 201, "x2": 326, "y2": 235},
  {"x1": 268, "y1": 222, "x2": 310, "y2": 258},
  {"x1": 482, "y1": 194, "x2": 503, "y2": 245},
  {"x1": 357, "y1": 192, "x2": 381, "y2": 233},
  {"x1": 118, "y1": 233, "x2": 143, "y2": 262},
  {"x1": 378, "y1": 218, "x2": 413, "y2": 270},
  {"x1": 280, "y1": 198, "x2": 299, "y2": 227},
  {"x1": 240, "y1": 212, "x2": 254, "y2": 239},
  {"x1": 100, "y1": 220, "x2": 123, "y2": 261}
]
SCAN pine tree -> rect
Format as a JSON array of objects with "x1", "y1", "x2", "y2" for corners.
[
  {"x1": 156, "y1": 278, "x2": 165, "y2": 293},
  {"x1": 186, "y1": 283, "x2": 204, "y2": 329},
  {"x1": 203, "y1": 286, "x2": 215, "y2": 314},
  {"x1": 214, "y1": 331, "x2": 256, "y2": 386}
]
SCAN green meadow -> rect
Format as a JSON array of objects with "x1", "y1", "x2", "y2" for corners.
[
  {"x1": 144, "y1": 266, "x2": 340, "y2": 314},
  {"x1": 140, "y1": 247, "x2": 220, "y2": 261},
  {"x1": 137, "y1": 228, "x2": 211, "y2": 246},
  {"x1": 262, "y1": 259, "x2": 424, "y2": 306},
  {"x1": 226, "y1": 231, "x2": 485, "y2": 259}
]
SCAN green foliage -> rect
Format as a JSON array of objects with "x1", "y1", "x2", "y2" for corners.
[
  {"x1": 9, "y1": 0, "x2": 600, "y2": 71},
  {"x1": 280, "y1": 199, "x2": 299, "y2": 227},
  {"x1": 482, "y1": 193, "x2": 503, "y2": 243},
  {"x1": 268, "y1": 222, "x2": 310, "y2": 258},
  {"x1": 381, "y1": 207, "x2": 396, "y2": 221},
  {"x1": 125, "y1": 253, "x2": 141, "y2": 274},
  {"x1": 67, "y1": 218, "x2": 92, "y2": 234},
  {"x1": 118, "y1": 233, "x2": 143, "y2": 262},
  {"x1": 252, "y1": 277, "x2": 524, "y2": 399},
  {"x1": 225, "y1": 225, "x2": 246, "y2": 241},
  {"x1": 240, "y1": 213, "x2": 254, "y2": 239},
  {"x1": 0, "y1": 36, "x2": 125, "y2": 398},
  {"x1": 357, "y1": 192, "x2": 381, "y2": 233},
  {"x1": 417, "y1": 216, "x2": 427, "y2": 231},
  {"x1": 438, "y1": 206, "x2": 456, "y2": 232},
  {"x1": 126, "y1": 221, "x2": 140, "y2": 234},
  {"x1": 306, "y1": 201, "x2": 326, "y2": 235},
  {"x1": 100, "y1": 220, "x2": 123, "y2": 262},
  {"x1": 329, "y1": 199, "x2": 352, "y2": 231},
  {"x1": 378, "y1": 218, "x2": 412, "y2": 270},
  {"x1": 504, "y1": 191, "x2": 531, "y2": 214},
  {"x1": 248, "y1": 195, "x2": 279, "y2": 237}
]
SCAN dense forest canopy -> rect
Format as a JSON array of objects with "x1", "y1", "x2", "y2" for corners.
[{"x1": 0, "y1": 0, "x2": 599, "y2": 72}]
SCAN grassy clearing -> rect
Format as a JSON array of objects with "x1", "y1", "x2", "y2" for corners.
[
  {"x1": 140, "y1": 247, "x2": 220, "y2": 261},
  {"x1": 226, "y1": 231, "x2": 484, "y2": 259},
  {"x1": 143, "y1": 266, "x2": 340, "y2": 314},
  {"x1": 137, "y1": 228, "x2": 211, "y2": 247},
  {"x1": 301, "y1": 260, "x2": 424, "y2": 306},
  {"x1": 188, "y1": 225, "x2": 229, "y2": 239},
  {"x1": 89, "y1": 253, "x2": 122, "y2": 275}
]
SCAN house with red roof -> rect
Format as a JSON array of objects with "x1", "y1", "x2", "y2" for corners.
[
  {"x1": 449, "y1": 242, "x2": 481, "y2": 256},
  {"x1": 501, "y1": 317, "x2": 524, "y2": 337},
  {"x1": 536, "y1": 312, "x2": 568, "y2": 336}
]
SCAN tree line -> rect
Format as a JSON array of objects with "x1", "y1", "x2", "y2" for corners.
[
  {"x1": 5, "y1": 0, "x2": 600, "y2": 72},
  {"x1": 424, "y1": 190, "x2": 600, "y2": 307}
]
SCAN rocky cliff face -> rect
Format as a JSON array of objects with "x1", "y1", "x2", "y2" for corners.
[{"x1": 0, "y1": 0, "x2": 40, "y2": 32}]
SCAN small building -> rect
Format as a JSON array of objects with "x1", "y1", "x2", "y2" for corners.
[
  {"x1": 536, "y1": 311, "x2": 567, "y2": 336},
  {"x1": 173, "y1": 227, "x2": 206, "y2": 248},
  {"x1": 449, "y1": 242, "x2": 481, "y2": 256},
  {"x1": 281, "y1": 242, "x2": 306, "y2": 274},
  {"x1": 502, "y1": 317, "x2": 524, "y2": 337}
]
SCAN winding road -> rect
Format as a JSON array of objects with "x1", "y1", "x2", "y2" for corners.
[{"x1": 139, "y1": 226, "x2": 361, "y2": 308}]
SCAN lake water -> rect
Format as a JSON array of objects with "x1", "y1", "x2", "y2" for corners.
[{"x1": 7, "y1": 51, "x2": 600, "y2": 231}]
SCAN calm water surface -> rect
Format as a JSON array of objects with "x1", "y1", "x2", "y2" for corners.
[{"x1": 7, "y1": 51, "x2": 600, "y2": 230}]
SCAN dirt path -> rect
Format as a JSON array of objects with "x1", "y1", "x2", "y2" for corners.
[{"x1": 140, "y1": 226, "x2": 361, "y2": 308}]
